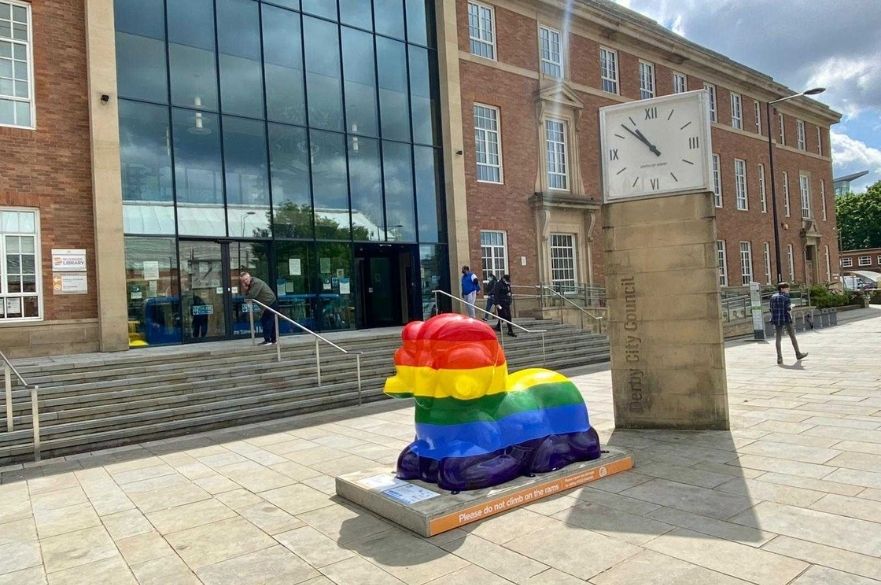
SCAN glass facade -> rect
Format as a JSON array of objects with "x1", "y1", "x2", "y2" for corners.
[{"x1": 115, "y1": 0, "x2": 447, "y2": 346}]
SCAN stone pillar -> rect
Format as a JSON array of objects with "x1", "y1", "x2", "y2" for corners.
[
  {"x1": 85, "y1": 0, "x2": 129, "y2": 352},
  {"x1": 603, "y1": 192, "x2": 728, "y2": 430}
]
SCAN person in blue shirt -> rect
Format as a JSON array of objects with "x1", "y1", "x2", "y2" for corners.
[
  {"x1": 460, "y1": 265, "x2": 480, "y2": 318},
  {"x1": 769, "y1": 282, "x2": 808, "y2": 365}
]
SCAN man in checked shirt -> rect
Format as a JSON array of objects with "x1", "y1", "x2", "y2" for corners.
[{"x1": 769, "y1": 282, "x2": 808, "y2": 365}]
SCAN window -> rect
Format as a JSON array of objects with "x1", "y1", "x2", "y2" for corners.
[
  {"x1": 672, "y1": 72, "x2": 687, "y2": 94},
  {"x1": 639, "y1": 61, "x2": 655, "y2": 99},
  {"x1": 550, "y1": 234, "x2": 577, "y2": 289},
  {"x1": 704, "y1": 83, "x2": 717, "y2": 122},
  {"x1": 787, "y1": 244, "x2": 795, "y2": 281},
  {"x1": 716, "y1": 240, "x2": 728, "y2": 287},
  {"x1": 468, "y1": 2, "x2": 495, "y2": 59},
  {"x1": 825, "y1": 245, "x2": 831, "y2": 282},
  {"x1": 799, "y1": 173, "x2": 811, "y2": 219},
  {"x1": 763, "y1": 242, "x2": 772, "y2": 285},
  {"x1": 754, "y1": 101, "x2": 761, "y2": 134},
  {"x1": 783, "y1": 172, "x2": 790, "y2": 217},
  {"x1": 778, "y1": 113, "x2": 785, "y2": 145},
  {"x1": 730, "y1": 92, "x2": 742, "y2": 129},
  {"x1": 734, "y1": 159, "x2": 748, "y2": 210},
  {"x1": 841, "y1": 257, "x2": 853, "y2": 268},
  {"x1": 474, "y1": 104, "x2": 502, "y2": 183},
  {"x1": 740, "y1": 242, "x2": 753, "y2": 285},
  {"x1": 539, "y1": 25, "x2": 562, "y2": 79},
  {"x1": 480, "y1": 231, "x2": 507, "y2": 277},
  {"x1": 712, "y1": 153, "x2": 721, "y2": 207},
  {"x1": 878, "y1": 255, "x2": 881, "y2": 265},
  {"x1": 545, "y1": 119, "x2": 569, "y2": 190},
  {"x1": 0, "y1": 0, "x2": 33, "y2": 128},
  {"x1": 0, "y1": 209, "x2": 40, "y2": 320},
  {"x1": 758, "y1": 164, "x2": 767, "y2": 213},
  {"x1": 820, "y1": 180, "x2": 827, "y2": 221},
  {"x1": 817, "y1": 127, "x2": 823, "y2": 155},
  {"x1": 859, "y1": 255, "x2": 871, "y2": 267},
  {"x1": 600, "y1": 47, "x2": 618, "y2": 94},
  {"x1": 796, "y1": 119, "x2": 806, "y2": 150}
]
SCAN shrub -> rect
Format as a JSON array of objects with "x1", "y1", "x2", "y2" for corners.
[{"x1": 808, "y1": 285, "x2": 853, "y2": 309}]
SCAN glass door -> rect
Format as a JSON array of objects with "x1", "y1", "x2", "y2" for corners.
[{"x1": 179, "y1": 240, "x2": 228, "y2": 342}]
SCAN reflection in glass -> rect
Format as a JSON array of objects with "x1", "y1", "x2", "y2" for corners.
[
  {"x1": 415, "y1": 146, "x2": 443, "y2": 243},
  {"x1": 119, "y1": 101, "x2": 174, "y2": 234},
  {"x1": 114, "y1": 0, "x2": 167, "y2": 103},
  {"x1": 302, "y1": 0, "x2": 337, "y2": 20},
  {"x1": 269, "y1": 124, "x2": 312, "y2": 239},
  {"x1": 263, "y1": 6, "x2": 305, "y2": 126},
  {"x1": 310, "y1": 130, "x2": 350, "y2": 240},
  {"x1": 342, "y1": 28, "x2": 378, "y2": 137},
  {"x1": 124, "y1": 236, "x2": 180, "y2": 346},
  {"x1": 172, "y1": 108, "x2": 226, "y2": 236},
  {"x1": 217, "y1": 0, "x2": 264, "y2": 118},
  {"x1": 409, "y1": 46, "x2": 437, "y2": 145},
  {"x1": 406, "y1": 0, "x2": 433, "y2": 47},
  {"x1": 377, "y1": 38, "x2": 410, "y2": 142},
  {"x1": 317, "y1": 242, "x2": 354, "y2": 331},
  {"x1": 228, "y1": 241, "x2": 271, "y2": 337},
  {"x1": 383, "y1": 141, "x2": 416, "y2": 242},
  {"x1": 223, "y1": 117, "x2": 270, "y2": 238},
  {"x1": 179, "y1": 240, "x2": 226, "y2": 340},
  {"x1": 275, "y1": 241, "x2": 317, "y2": 333},
  {"x1": 168, "y1": 0, "x2": 218, "y2": 111},
  {"x1": 374, "y1": 0, "x2": 405, "y2": 39},
  {"x1": 339, "y1": 0, "x2": 372, "y2": 30},
  {"x1": 420, "y1": 244, "x2": 448, "y2": 318},
  {"x1": 348, "y1": 137, "x2": 384, "y2": 241},
  {"x1": 304, "y1": 17, "x2": 343, "y2": 132}
]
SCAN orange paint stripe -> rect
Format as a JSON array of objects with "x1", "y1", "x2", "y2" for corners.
[
  {"x1": 394, "y1": 339, "x2": 506, "y2": 369},
  {"x1": 428, "y1": 456, "x2": 634, "y2": 535}
]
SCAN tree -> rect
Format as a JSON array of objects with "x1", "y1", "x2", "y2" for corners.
[{"x1": 836, "y1": 180, "x2": 881, "y2": 250}]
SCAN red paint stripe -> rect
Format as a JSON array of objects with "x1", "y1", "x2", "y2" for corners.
[{"x1": 394, "y1": 339, "x2": 506, "y2": 369}]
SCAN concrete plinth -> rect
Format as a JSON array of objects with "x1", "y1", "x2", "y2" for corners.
[
  {"x1": 604, "y1": 192, "x2": 729, "y2": 430},
  {"x1": 335, "y1": 448, "x2": 633, "y2": 537}
]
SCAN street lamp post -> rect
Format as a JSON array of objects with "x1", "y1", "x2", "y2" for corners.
[{"x1": 766, "y1": 87, "x2": 825, "y2": 283}]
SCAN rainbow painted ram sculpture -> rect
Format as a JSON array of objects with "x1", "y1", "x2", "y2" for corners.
[{"x1": 384, "y1": 313, "x2": 601, "y2": 491}]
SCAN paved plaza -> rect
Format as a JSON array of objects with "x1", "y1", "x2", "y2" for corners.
[{"x1": 1, "y1": 308, "x2": 880, "y2": 585}]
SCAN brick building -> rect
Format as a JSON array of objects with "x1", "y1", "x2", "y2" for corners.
[
  {"x1": 839, "y1": 247, "x2": 881, "y2": 275},
  {"x1": 0, "y1": 0, "x2": 842, "y2": 357}
]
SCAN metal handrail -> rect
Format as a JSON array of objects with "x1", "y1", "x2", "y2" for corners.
[
  {"x1": 245, "y1": 299, "x2": 363, "y2": 404},
  {"x1": 432, "y1": 289, "x2": 547, "y2": 364},
  {"x1": 1, "y1": 350, "x2": 40, "y2": 461},
  {"x1": 538, "y1": 286, "x2": 606, "y2": 334}
]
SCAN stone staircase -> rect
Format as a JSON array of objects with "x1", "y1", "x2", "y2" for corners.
[{"x1": 1, "y1": 318, "x2": 610, "y2": 464}]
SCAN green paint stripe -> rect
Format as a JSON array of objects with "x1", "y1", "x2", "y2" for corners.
[{"x1": 414, "y1": 381, "x2": 584, "y2": 425}]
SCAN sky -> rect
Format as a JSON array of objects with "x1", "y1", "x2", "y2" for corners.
[{"x1": 611, "y1": 0, "x2": 881, "y2": 193}]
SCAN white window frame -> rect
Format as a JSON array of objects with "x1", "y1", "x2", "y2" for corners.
[
  {"x1": 467, "y1": 1, "x2": 496, "y2": 60},
  {"x1": 545, "y1": 118, "x2": 569, "y2": 191},
  {"x1": 877, "y1": 255, "x2": 881, "y2": 265},
  {"x1": 799, "y1": 173, "x2": 811, "y2": 219},
  {"x1": 0, "y1": 207, "x2": 42, "y2": 322},
  {"x1": 824, "y1": 245, "x2": 831, "y2": 281},
  {"x1": 704, "y1": 83, "x2": 717, "y2": 122},
  {"x1": 817, "y1": 126, "x2": 823, "y2": 155},
  {"x1": 600, "y1": 47, "x2": 619, "y2": 94},
  {"x1": 0, "y1": 0, "x2": 35, "y2": 129},
  {"x1": 783, "y1": 171, "x2": 790, "y2": 217},
  {"x1": 841, "y1": 257, "x2": 852, "y2": 268},
  {"x1": 859, "y1": 255, "x2": 871, "y2": 267},
  {"x1": 758, "y1": 163, "x2": 767, "y2": 213},
  {"x1": 717, "y1": 240, "x2": 728, "y2": 287},
  {"x1": 796, "y1": 119, "x2": 806, "y2": 151},
  {"x1": 820, "y1": 179, "x2": 827, "y2": 221},
  {"x1": 539, "y1": 25, "x2": 563, "y2": 79},
  {"x1": 549, "y1": 233, "x2": 577, "y2": 290},
  {"x1": 778, "y1": 113, "x2": 785, "y2": 145},
  {"x1": 763, "y1": 242, "x2": 772, "y2": 285},
  {"x1": 672, "y1": 72, "x2": 687, "y2": 94},
  {"x1": 754, "y1": 100, "x2": 761, "y2": 134},
  {"x1": 474, "y1": 103, "x2": 503, "y2": 184},
  {"x1": 734, "y1": 159, "x2": 748, "y2": 210},
  {"x1": 787, "y1": 244, "x2": 795, "y2": 281},
  {"x1": 730, "y1": 92, "x2": 742, "y2": 129},
  {"x1": 712, "y1": 153, "x2": 722, "y2": 207},
  {"x1": 639, "y1": 61, "x2": 655, "y2": 100},
  {"x1": 740, "y1": 241, "x2": 753, "y2": 286},
  {"x1": 480, "y1": 230, "x2": 508, "y2": 278}
]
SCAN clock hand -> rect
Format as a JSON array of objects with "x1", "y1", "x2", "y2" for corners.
[{"x1": 620, "y1": 124, "x2": 661, "y2": 157}]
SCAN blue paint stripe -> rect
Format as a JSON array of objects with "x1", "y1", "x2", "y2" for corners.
[{"x1": 410, "y1": 403, "x2": 590, "y2": 459}]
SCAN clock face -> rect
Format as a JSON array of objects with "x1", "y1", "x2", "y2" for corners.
[{"x1": 600, "y1": 90, "x2": 713, "y2": 202}]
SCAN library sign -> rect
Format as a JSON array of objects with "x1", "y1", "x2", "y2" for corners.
[{"x1": 51, "y1": 249, "x2": 88, "y2": 294}]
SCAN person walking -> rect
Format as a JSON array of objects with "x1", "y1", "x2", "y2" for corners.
[
  {"x1": 493, "y1": 274, "x2": 516, "y2": 337},
  {"x1": 482, "y1": 273, "x2": 498, "y2": 322},
  {"x1": 461, "y1": 265, "x2": 480, "y2": 318},
  {"x1": 240, "y1": 271, "x2": 278, "y2": 345},
  {"x1": 770, "y1": 282, "x2": 808, "y2": 365}
]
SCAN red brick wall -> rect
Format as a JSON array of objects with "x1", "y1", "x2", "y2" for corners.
[{"x1": 0, "y1": 0, "x2": 96, "y2": 321}]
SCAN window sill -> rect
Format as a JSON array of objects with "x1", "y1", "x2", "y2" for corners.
[
  {"x1": 0, "y1": 122, "x2": 35, "y2": 131},
  {"x1": 476, "y1": 179, "x2": 504, "y2": 185}
]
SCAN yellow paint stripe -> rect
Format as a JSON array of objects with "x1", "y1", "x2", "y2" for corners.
[{"x1": 385, "y1": 364, "x2": 510, "y2": 400}]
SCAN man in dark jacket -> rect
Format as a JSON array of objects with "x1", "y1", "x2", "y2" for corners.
[
  {"x1": 492, "y1": 274, "x2": 516, "y2": 337},
  {"x1": 769, "y1": 282, "x2": 807, "y2": 365},
  {"x1": 241, "y1": 272, "x2": 278, "y2": 345},
  {"x1": 482, "y1": 274, "x2": 498, "y2": 322}
]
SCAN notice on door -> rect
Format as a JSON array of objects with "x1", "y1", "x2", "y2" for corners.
[
  {"x1": 143, "y1": 260, "x2": 160, "y2": 280},
  {"x1": 289, "y1": 258, "x2": 302, "y2": 276}
]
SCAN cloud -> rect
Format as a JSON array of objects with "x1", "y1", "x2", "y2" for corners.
[{"x1": 831, "y1": 131, "x2": 881, "y2": 191}]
